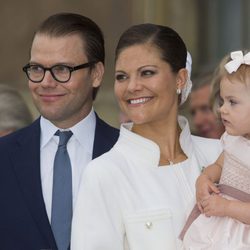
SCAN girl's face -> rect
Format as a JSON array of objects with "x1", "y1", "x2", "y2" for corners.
[
  {"x1": 220, "y1": 76, "x2": 250, "y2": 138},
  {"x1": 114, "y1": 43, "x2": 186, "y2": 126}
]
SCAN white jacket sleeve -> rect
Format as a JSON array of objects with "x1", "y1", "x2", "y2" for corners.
[{"x1": 71, "y1": 159, "x2": 125, "y2": 250}]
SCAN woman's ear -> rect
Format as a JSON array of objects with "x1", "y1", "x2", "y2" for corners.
[
  {"x1": 91, "y1": 62, "x2": 105, "y2": 88},
  {"x1": 176, "y1": 68, "x2": 188, "y2": 90}
]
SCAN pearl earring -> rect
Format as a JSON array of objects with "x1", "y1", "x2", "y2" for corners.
[{"x1": 176, "y1": 88, "x2": 181, "y2": 95}]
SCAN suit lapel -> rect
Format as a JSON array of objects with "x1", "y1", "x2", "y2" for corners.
[{"x1": 11, "y1": 119, "x2": 57, "y2": 248}]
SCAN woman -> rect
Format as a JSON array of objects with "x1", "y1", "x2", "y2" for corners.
[{"x1": 71, "y1": 24, "x2": 222, "y2": 250}]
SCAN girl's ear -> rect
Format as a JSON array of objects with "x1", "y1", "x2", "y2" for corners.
[{"x1": 176, "y1": 68, "x2": 188, "y2": 90}]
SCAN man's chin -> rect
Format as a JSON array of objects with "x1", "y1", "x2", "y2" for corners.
[{"x1": 40, "y1": 111, "x2": 63, "y2": 123}]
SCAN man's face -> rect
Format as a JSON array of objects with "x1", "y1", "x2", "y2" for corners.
[
  {"x1": 190, "y1": 84, "x2": 224, "y2": 139},
  {"x1": 29, "y1": 34, "x2": 103, "y2": 128}
]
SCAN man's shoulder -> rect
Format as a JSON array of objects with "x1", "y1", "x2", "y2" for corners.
[
  {"x1": 95, "y1": 114, "x2": 119, "y2": 137},
  {"x1": 92, "y1": 114, "x2": 119, "y2": 158}
]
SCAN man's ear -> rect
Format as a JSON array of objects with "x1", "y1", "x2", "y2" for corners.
[
  {"x1": 176, "y1": 68, "x2": 188, "y2": 90},
  {"x1": 92, "y1": 62, "x2": 104, "y2": 88}
]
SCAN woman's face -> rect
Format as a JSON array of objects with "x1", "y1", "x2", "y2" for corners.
[{"x1": 114, "y1": 43, "x2": 183, "y2": 126}]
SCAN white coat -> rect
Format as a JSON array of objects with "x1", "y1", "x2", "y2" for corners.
[{"x1": 71, "y1": 116, "x2": 222, "y2": 250}]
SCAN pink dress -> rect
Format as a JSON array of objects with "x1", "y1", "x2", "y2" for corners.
[{"x1": 181, "y1": 132, "x2": 250, "y2": 249}]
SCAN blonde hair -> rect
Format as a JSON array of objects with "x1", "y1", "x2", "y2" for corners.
[
  {"x1": 210, "y1": 54, "x2": 230, "y2": 116},
  {"x1": 225, "y1": 64, "x2": 250, "y2": 87},
  {"x1": 211, "y1": 50, "x2": 250, "y2": 116}
]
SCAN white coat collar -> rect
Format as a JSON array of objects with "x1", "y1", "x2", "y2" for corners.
[{"x1": 116, "y1": 116, "x2": 193, "y2": 168}]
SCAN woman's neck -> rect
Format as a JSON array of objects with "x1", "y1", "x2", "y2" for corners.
[{"x1": 132, "y1": 119, "x2": 187, "y2": 166}]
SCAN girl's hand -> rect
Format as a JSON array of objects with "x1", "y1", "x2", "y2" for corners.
[
  {"x1": 196, "y1": 174, "x2": 220, "y2": 212},
  {"x1": 201, "y1": 194, "x2": 229, "y2": 217}
]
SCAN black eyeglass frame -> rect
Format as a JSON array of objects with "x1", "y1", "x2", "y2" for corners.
[{"x1": 22, "y1": 61, "x2": 97, "y2": 83}]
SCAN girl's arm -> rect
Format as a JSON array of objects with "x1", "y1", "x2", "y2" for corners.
[
  {"x1": 225, "y1": 200, "x2": 250, "y2": 224},
  {"x1": 202, "y1": 194, "x2": 250, "y2": 225},
  {"x1": 201, "y1": 152, "x2": 224, "y2": 183},
  {"x1": 196, "y1": 153, "x2": 224, "y2": 211},
  {"x1": 196, "y1": 153, "x2": 224, "y2": 197},
  {"x1": 200, "y1": 152, "x2": 250, "y2": 224}
]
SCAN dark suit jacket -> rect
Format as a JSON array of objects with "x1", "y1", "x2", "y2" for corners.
[{"x1": 0, "y1": 114, "x2": 119, "y2": 250}]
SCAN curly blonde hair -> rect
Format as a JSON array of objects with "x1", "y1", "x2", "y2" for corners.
[{"x1": 210, "y1": 54, "x2": 230, "y2": 116}]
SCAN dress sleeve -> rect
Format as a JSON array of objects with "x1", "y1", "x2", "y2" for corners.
[
  {"x1": 220, "y1": 131, "x2": 228, "y2": 149},
  {"x1": 71, "y1": 160, "x2": 125, "y2": 250},
  {"x1": 221, "y1": 131, "x2": 239, "y2": 154}
]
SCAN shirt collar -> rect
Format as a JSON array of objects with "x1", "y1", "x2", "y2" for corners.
[{"x1": 40, "y1": 108, "x2": 96, "y2": 154}]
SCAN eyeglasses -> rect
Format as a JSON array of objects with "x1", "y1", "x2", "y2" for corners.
[{"x1": 22, "y1": 61, "x2": 97, "y2": 83}]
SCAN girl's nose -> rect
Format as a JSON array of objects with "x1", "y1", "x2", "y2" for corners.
[{"x1": 219, "y1": 103, "x2": 227, "y2": 114}]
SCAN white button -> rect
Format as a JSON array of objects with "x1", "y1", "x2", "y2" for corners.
[{"x1": 145, "y1": 221, "x2": 152, "y2": 229}]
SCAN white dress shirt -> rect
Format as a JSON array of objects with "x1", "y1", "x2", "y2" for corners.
[
  {"x1": 40, "y1": 108, "x2": 96, "y2": 222},
  {"x1": 71, "y1": 116, "x2": 222, "y2": 250}
]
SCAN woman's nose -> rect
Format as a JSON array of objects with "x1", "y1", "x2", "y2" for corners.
[{"x1": 127, "y1": 77, "x2": 142, "y2": 92}]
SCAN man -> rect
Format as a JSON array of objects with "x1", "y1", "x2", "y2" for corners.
[
  {"x1": 189, "y1": 72, "x2": 224, "y2": 139},
  {"x1": 0, "y1": 13, "x2": 119, "y2": 250}
]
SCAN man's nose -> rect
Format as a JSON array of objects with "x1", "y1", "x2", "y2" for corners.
[{"x1": 40, "y1": 70, "x2": 58, "y2": 88}]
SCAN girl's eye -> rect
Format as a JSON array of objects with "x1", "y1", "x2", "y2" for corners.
[
  {"x1": 115, "y1": 74, "x2": 127, "y2": 81},
  {"x1": 141, "y1": 70, "x2": 155, "y2": 77},
  {"x1": 218, "y1": 97, "x2": 224, "y2": 107},
  {"x1": 229, "y1": 99, "x2": 237, "y2": 105}
]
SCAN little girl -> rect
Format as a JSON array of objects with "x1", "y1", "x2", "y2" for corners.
[{"x1": 181, "y1": 50, "x2": 250, "y2": 249}]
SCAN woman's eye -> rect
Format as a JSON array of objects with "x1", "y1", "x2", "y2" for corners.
[
  {"x1": 141, "y1": 70, "x2": 155, "y2": 77},
  {"x1": 115, "y1": 74, "x2": 127, "y2": 81}
]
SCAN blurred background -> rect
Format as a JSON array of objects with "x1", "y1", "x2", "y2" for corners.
[{"x1": 1, "y1": 0, "x2": 250, "y2": 128}]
